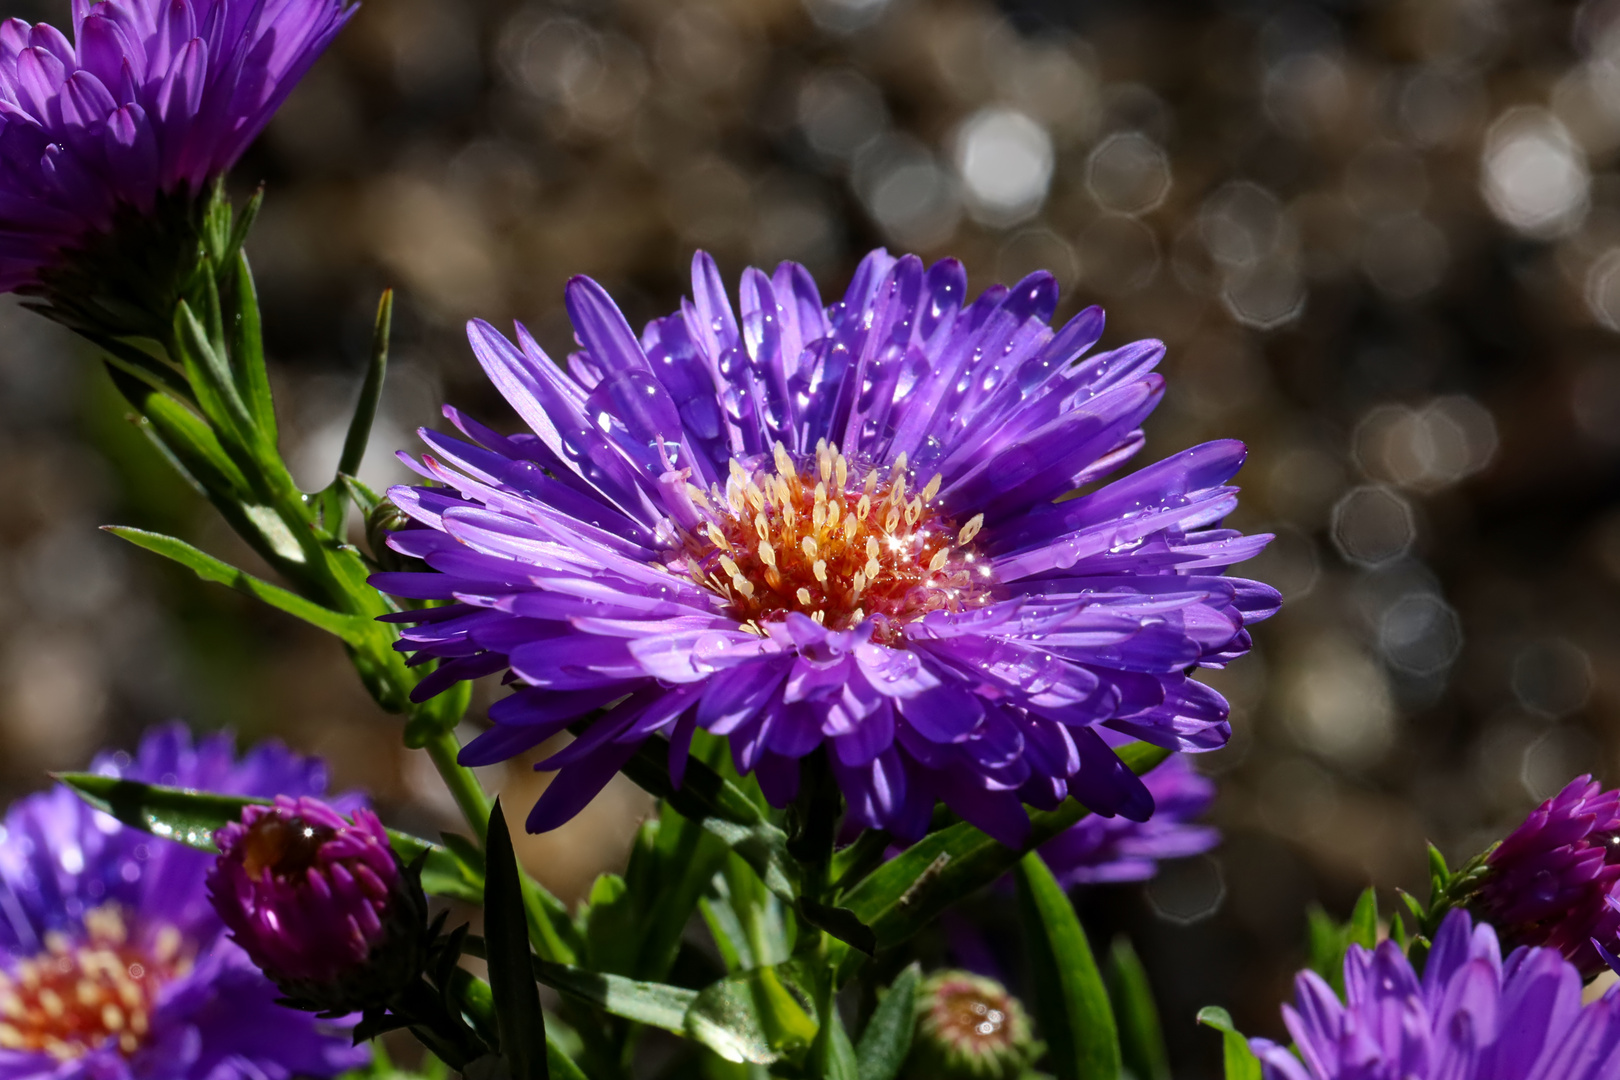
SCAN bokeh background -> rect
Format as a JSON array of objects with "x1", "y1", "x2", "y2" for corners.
[{"x1": 1, "y1": 0, "x2": 1618, "y2": 1071}]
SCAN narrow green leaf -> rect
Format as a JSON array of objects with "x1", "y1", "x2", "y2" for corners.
[
  {"x1": 1195, "y1": 1007, "x2": 1261, "y2": 1080},
  {"x1": 109, "y1": 367, "x2": 251, "y2": 498},
  {"x1": 1107, "y1": 938, "x2": 1169, "y2": 1080},
  {"x1": 854, "y1": 963, "x2": 919, "y2": 1080},
  {"x1": 229, "y1": 249, "x2": 276, "y2": 443},
  {"x1": 701, "y1": 873, "x2": 757, "y2": 973},
  {"x1": 341, "y1": 289, "x2": 391, "y2": 480},
  {"x1": 619, "y1": 738, "x2": 800, "y2": 904},
  {"x1": 484, "y1": 798, "x2": 549, "y2": 1079},
  {"x1": 103, "y1": 526, "x2": 371, "y2": 644},
  {"x1": 55, "y1": 772, "x2": 474, "y2": 903},
  {"x1": 89, "y1": 332, "x2": 195, "y2": 404},
  {"x1": 1014, "y1": 853, "x2": 1120, "y2": 1080},
  {"x1": 340, "y1": 473, "x2": 383, "y2": 518},
  {"x1": 825, "y1": 1010, "x2": 859, "y2": 1080},
  {"x1": 1346, "y1": 887, "x2": 1379, "y2": 952},
  {"x1": 174, "y1": 298, "x2": 255, "y2": 445},
  {"x1": 843, "y1": 743, "x2": 1170, "y2": 950}
]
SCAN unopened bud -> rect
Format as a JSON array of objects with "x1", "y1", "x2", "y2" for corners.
[
  {"x1": 208, "y1": 796, "x2": 429, "y2": 1013},
  {"x1": 907, "y1": 971, "x2": 1039, "y2": 1080}
]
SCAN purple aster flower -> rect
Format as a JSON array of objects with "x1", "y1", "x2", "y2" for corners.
[
  {"x1": 376, "y1": 249, "x2": 1279, "y2": 845},
  {"x1": 1250, "y1": 909, "x2": 1620, "y2": 1080},
  {"x1": 1035, "y1": 748, "x2": 1217, "y2": 887},
  {"x1": 210, "y1": 795, "x2": 428, "y2": 1013},
  {"x1": 0, "y1": 723, "x2": 367, "y2": 1078},
  {"x1": 0, "y1": 0, "x2": 353, "y2": 292},
  {"x1": 1472, "y1": 775, "x2": 1620, "y2": 978}
]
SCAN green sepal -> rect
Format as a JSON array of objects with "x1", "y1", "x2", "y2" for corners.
[
  {"x1": 484, "y1": 799, "x2": 550, "y2": 1079},
  {"x1": 1013, "y1": 853, "x2": 1119, "y2": 1080},
  {"x1": 53, "y1": 772, "x2": 478, "y2": 904},
  {"x1": 1107, "y1": 938, "x2": 1169, "y2": 1080},
  {"x1": 1196, "y1": 1008, "x2": 1261, "y2": 1080}
]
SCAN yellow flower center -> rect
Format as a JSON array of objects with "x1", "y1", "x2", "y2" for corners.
[
  {"x1": 682, "y1": 440, "x2": 994, "y2": 642},
  {"x1": 0, "y1": 905, "x2": 190, "y2": 1060}
]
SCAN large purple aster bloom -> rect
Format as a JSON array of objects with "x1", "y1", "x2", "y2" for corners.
[
  {"x1": 1036, "y1": 749, "x2": 1217, "y2": 887},
  {"x1": 1251, "y1": 909, "x2": 1620, "y2": 1080},
  {"x1": 0, "y1": 723, "x2": 367, "y2": 1078},
  {"x1": 0, "y1": 0, "x2": 352, "y2": 291},
  {"x1": 377, "y1": 250, "x2": 1278, "y2": 845},
  {"x1": 1473, "y1": 775, "x2": 1620, "y2": 978}
]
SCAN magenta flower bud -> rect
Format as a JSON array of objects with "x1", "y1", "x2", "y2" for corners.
[
  {"x1": 1473, "y1": 775, "x2": 1620, "y2": 977},
  {"x1": 208, "y1": 796, "x2": 427, "y2": 1011}
]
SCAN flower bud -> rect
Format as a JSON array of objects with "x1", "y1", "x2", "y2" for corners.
[
  {"x1": 208, "y1": 796, "x2": 429, "y2": 1012},
  {"x1": 907, "y1": 971, "x2": 1040, "y2": 1080},
  {"x1": 366, "y1": 497, "x2": 425, "y2": 574},
  {"x1": 1471, "y1": 775, "x2": 1620, "y2": 976}
]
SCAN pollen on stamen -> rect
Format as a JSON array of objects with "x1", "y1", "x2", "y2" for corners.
[{"x1": 681, "y1": 451, "x2": 996, "y2": 642}]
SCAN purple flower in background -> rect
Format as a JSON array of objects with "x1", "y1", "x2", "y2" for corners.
[
  {"x1": 1473, "y1": 775, "x2": 1620, "y2": 978},
  {"x1": 1036, "y1": 750, "x2": 1217, "y2": 887},
  {"x1": 210, "y1": 795, "x2": 425, "y2": 1012},
  {"x1": 0, "y1": 723, "x2": 366, "y2": 1078},
  {"x1": 1251, "y1": 909, "x2": 1620, "y2": 1080},
  {"x1": 0, "y1": 0, "x2": 353, "y2": 292},
  {"x1": 377, "y1": 249, "x2": 1278, "y2": 845}
]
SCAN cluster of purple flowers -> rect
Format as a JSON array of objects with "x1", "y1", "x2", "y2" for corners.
[
  {"x1": 1253, "y1": 910, "x2": 1620, "y2": 1080},
  {"x1": 376, "y1": 250, "x2": 1278, "y2": 847},
  {"x1": 0, "y1": 724, "x2": 364, "y2": 1080}
]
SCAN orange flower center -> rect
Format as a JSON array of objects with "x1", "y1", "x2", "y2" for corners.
[
  {"x1": 0, "y1": 905, "x2": 191, "y2": 1060},
  {"x1": 683, "y1": 440, "x2": 994, "y2": 642}
]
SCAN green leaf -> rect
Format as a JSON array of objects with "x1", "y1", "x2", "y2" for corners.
[
  {"x1": 108, "y1": 367, "x2": 251, "y2": 499},
  {"x1": 686, "y1": 962, "x2": 817, "y2": 1066},
  {"x1": 55, "y1": 772, "x2": 476, "y2": 903},
  {"x1": 1195, "y1": 1007, "x2": 1261, "y2": 1080},
  {"x1": 484, "y1": 798, "x2": 549, "y2": 1079},
  {"x1": 842, "y1": 743, "x2": 1170, "y2": 951},
  {"x1": 462, "y1": 932, "x2": 703, "y2": 1044},
  {"x1": 228, "y1": 248, "x2": 276, "y2": 445},
  {"x1": 700, "y1": 873, "x2": 757, "y2": 973},
  {"x1": 174, "y1": 298, "x2": 255, "y2": 448},
  {"x1": 854, "y1": 963, "x2": 919, "y2": 1080},
  {"x1": 1014, "y1": 853, "x2": 1119, "y2": 1080},
  {"x1": 619, "y1": 739, "x2": 800, "y2": 904},
  {"x1": 1347, "y1": 888, "x2": 1379, "y2": 952},
  {"x1": 825, "y1": 1010, "x2": 859, "y2": 1080},
  {"x1": 342, "y1": 289, "x2": 391, "y2": 480},
  {"x1": 103, "y1": 526, "x2": 372, "y2": 645},
  {"x1": 1106, "y1": 938, "x2": 1169, "y2": 1080}
]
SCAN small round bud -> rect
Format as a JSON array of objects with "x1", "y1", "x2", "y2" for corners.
[
  {"x1": 208, "y1": 796, "x2": 429, "y2": 1013},
  {"x1": 366, "y1": 497, "x2": 421, "y2": 573},
  {"x1": 907, "y1": 971, "x2": 1039, "y2": 1080}
]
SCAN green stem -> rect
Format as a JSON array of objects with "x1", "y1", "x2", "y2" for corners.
[{"x1": 423, "y1": 726, "x2": 492, "y2": 843}]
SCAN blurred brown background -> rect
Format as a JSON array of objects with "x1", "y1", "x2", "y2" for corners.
[{"x1": 2, "y1": 0, "x2": 1619, "y2": 1071}]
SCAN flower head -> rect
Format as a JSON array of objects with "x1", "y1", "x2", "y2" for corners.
[
  {"x1": 1472, "y1": 775, "x2": 1620, "y2": 977},
  {"x1": 377, "y1": 250, "x2": 1278, "y2": 845},
  {"x1": 210, "y1": 796, "x2": 427, "y2": 1013},
  {"x1": 0, "y1": 0, "x2": 352, "y2": 294},
  {"x1": 0, "y1": 723, "x2": 367, "y2": 1078},
  {"x1": 1036, "y1": 749, "x2": 1217, "y2": 887},
  {"x1": 908, "y1": 970, "x2": 1038, "y2": 1080},
  {"x1": 1251, "y1": 909, "x2": 1620, "y2": 1080}
]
